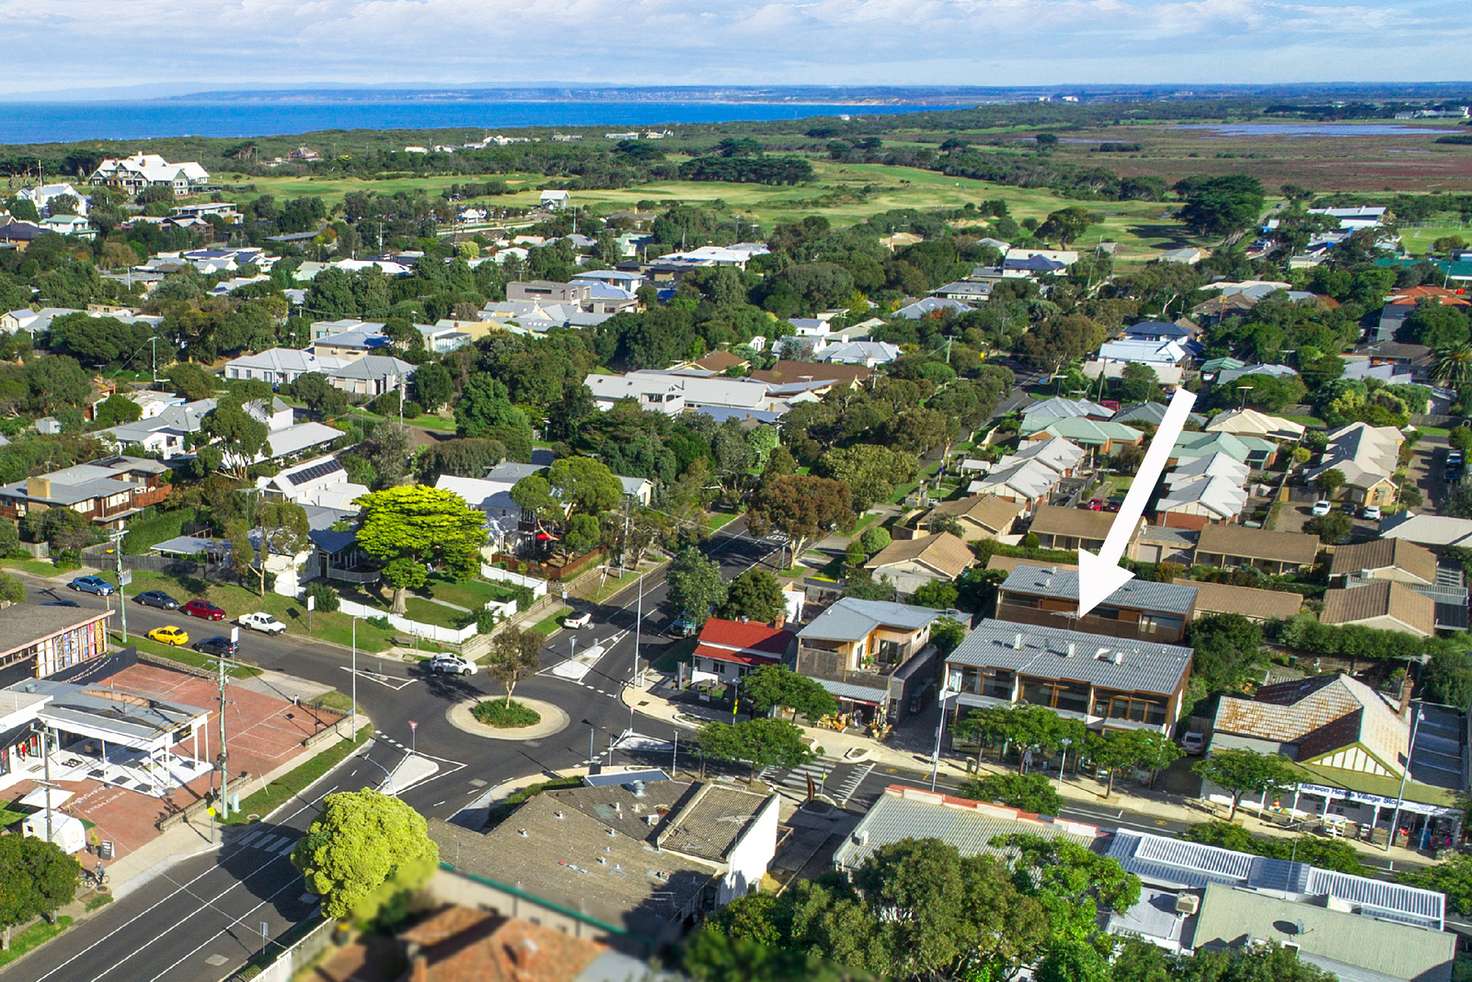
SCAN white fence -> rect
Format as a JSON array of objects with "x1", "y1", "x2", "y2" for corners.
[
  {"x1": 480, "y1": 563, "x2": 550, "y2": 598},
  {"x1": 336, "y1": 597, "x2": 518, "y2": 645}
]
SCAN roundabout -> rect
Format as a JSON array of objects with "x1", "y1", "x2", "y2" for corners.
[{"x1": 446, "y1": 695, "x2": 570, "y2": 741}]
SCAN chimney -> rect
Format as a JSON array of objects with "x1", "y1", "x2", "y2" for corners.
[
  {"x1": 1398, "y1": 671, "x2": 1415, "y2": 719},
  {"x1": 25, "y1": 476, "x2": 52, "y2": 500}
]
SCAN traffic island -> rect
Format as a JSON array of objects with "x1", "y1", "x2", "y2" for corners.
[{"x1": 446, "y1": 695, "x2": 568, "y2": 740}]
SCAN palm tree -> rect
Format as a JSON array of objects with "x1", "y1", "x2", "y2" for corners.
[{"x1": 1433, "y1": 342, "x2": 1472, "y2": 390}]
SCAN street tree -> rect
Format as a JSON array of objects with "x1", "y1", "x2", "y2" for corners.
[
  {"x1": 0, "y1": 834, "x2": 80, "y2": 949},
  {"x1": 1086, "y1": 728, "x2": 1181, "y2": 798},
  {"x1": 1193, "y1": 748, "x2": 1301, "y2": 820},
  {"x1": 816, "y1": 444, "x2": 916, "y2": 512},
  {"x1": 959, "y1": 772, "x2": 1062, "y2": 814},
  {"x1": 200, "y1": 399, "x2": 268, "y2": 478},
  {"x1": 354, "y1": 485, "x2": 487, "y2": 613},
  {"x1": 717, "y1": 568, "x2": 786, "y2": 624},
  {"x1": 547, "y1": 456, "x2": 622, "y2": 517},
  {"x1": 695, "y1": 718, "x2": 812, "y2": 777},
  {"x1": 292, "y1": 789, "x2": 439, "y2": 922},
  {"x1": 993, "y1": 832, "x2": 1140, "y2": 950},
  {"x1": 747, "y1": 474, "x2": 853, "y2": 566},
  {"x1": 740, "y1": 665, "x2": 838, "y2": 722},
  {"x1": 225, "y1": 499, "x2": 310, "y2": 597},
  {"x1": 484, "y1": 626, "x2": 541, "y2": 706},
  {"x1": 667, "y1": 547, "x2": 727, "y2": 625}
]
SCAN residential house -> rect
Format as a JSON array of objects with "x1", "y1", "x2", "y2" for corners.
[
  {"x1": 39, "y1": 215, "x2": 93, "y2": 239},
  {"x1": 930, "y1": 280, "x2": 994, "y2": 304},
  {"x1": 0, "y1": 307, "x2": 82, "y2": 335},
  {"x1": 681, "y1": 350, "x2": 749, "y2": 375},
  {"x1": 1170, "y1": 430, "x2": 1279, "y2": 469},
  {"x1": 1171, "y1": 578, "x2": 1303, "y2": 622},
  {"x1": 311, "y1": 327, "x2": 393, "y2": 360},
  {"x1": 327, "y1": 354, "x2": 416, "y2": 398},
  {"x1": 0, "y1": 456, "x2": 171, "y2": 530},
  {"x1": 891, "y1": 296, "x2": 973, "y2": 320},
  {"x1": 966, "y1": 438, "x2": 1086, "y2": 507},
  {"x1": 864, "y1": 533, "x2": 975, "y2": 595},
  {"x1": 945, "y1": 618, "x2": 1194, "y2": 736},
  {"x1": 994, "y1": 563, "x2": 1197, "y2": 643},
  {"x1": 15, "y1": 183, "x2": 87, "y2": 217},
  {"x1": 690, "y1": 618, "x2": 794, "y2": 687},
  {"x1": 1382, "y1": 513, "x2": 1472, "y2": 549},
  {"x1": 223, "y1": 347, "x2": 413, "y2": 397},
  {"x1": 1028, "y1": 504, "x2": 1143, "y2": 553},
  {"x1": 833, "y1": 785, "x2": 1099, "y2": 873},
  {"x1": 427, "y1": 777, "x2": 779, "y2": 952},
  {"x1": 748, "y1": 361, "x2": 871, "y2": 391},
  {"x1": 539, "y1": 190, "x2": 570, "y2": 211},
  {"x1": 583, "y1": 371, "x2": 791, "y2": 422},
  {"x1": 1210, "y1": 674, "x2": 1463, "y2": 844},
  {"x1": 224, "y1": 348, "x2": 334, "y2": 387},
  {"x1": 1155, "y1": 474, "x2": 1249, "y2": 528},
  {"x1": 913, "y1": 494, "x2": 1024, "y2": 543},
  {"x1": 1115, "y1": 401, "x2": 1208, "y2": 429},
  {"x1": 0, "y1": 221, "x2": 48, "y2": 250},
  {"x1": 1123, "y1": 319, "x2": 1195, "y2": 342},
  {"x1": 1320, "y1": 580, "x2": 1436, "y2": 637},
  {"x1": 815, "y1": 341, "x2": 900, "y2": 367},
  {"x1": 573, "y1": 269, "x2": 646, "y2": 292},
  {"x1": 1331, "y1": 538, "x2": 1468, "y2": 632},
  {"x1": 794, "y1": 598, "x2": 948, "y2": 727},
  {"x1": 656, "y1": 243, "x2": 769, "y2": 269},
  {"x1": 1019, "y1": 396, "x2": 1113, "y2": 435},
  {"x1": 434, "y1": 475, "x2": 522, "y2": 552},
  {"x1": 1306, "y1": 422, "x2": 1404, "y2": 508},
  {"x1": 1158, "y1": 246, "x2": 1206, "y2": 265},
  {"x1": 1204, "y1": 408, "x2": 1306, "y2": 443},
  {"x1": 256, "y1": 455, "x2": 368, "y2": 512},
  {"x1": 1028, "y1": 417, "x2": 1144, "y2": 455},
  {"x1": 89, "y1": 153, "x2": 210, "y2": 195},
  {"x1": 1375, "y1": 285, "x2": 1470, "y2": 343},
  {"x1": 1193, "y1": 525, "x2": 1320, "y2": 574},
  {"x1": 1003, "y1": 247, "x2": 1079, "y2": 273},
  {"x1": 1086, "y1": 338, "x2": 1191, "y2": 386},
  {"x1": 98, "y1": 397, "x2": 214, "y2": 456},
  {"x1": 1215, "y1": 361, "x2": 1300, "y2": 387}
]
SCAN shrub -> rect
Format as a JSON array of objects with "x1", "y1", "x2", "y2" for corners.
[
  {"x1": 471, "y1": 699, "x2": 540, "y2": 728},
  {"x1": 307, "y1": 581, "x2": 341, "y2": 613},
  {"x1": 958, "y1": 772, "x2": 1061, "y2": 815}
]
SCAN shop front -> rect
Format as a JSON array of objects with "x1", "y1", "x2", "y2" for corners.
[{"x1": 1278, "y1": 782, "x2": 1462, "y2": 852}]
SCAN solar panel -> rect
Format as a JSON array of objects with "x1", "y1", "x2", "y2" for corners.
[{"x1": 283, "y1": 459, "x2": 342, "y2": 486}]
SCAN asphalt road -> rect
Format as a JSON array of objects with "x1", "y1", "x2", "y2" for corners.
[{"x1": 4, "y1": 519, "x2": 783, "y2": 982}]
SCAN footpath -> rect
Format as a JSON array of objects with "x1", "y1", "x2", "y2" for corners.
[{"x1": 619, "y1": 671, "x2": 1435, "y2": 873}]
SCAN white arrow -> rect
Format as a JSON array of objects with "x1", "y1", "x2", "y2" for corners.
[{"x1": 1076, "y1": 386, "x2": 1199, "y2": 616}]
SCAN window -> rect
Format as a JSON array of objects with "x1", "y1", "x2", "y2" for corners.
[
  {"x1": 1094, "y1": 693, "x2": 1167, "y2": 725},
  {"x1": 1020, "y1": 677, "x2": 1089, "y2": 713}
]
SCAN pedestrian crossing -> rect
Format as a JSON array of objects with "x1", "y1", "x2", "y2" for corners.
[
  {"x1": 235, "y1": 827, "x2": 300, "y2": 857},
  {"x1": 826, "y1": 761, "x2": 876, "y2": 804},
  {"x1": 759, "y1": 758, "x2": 876, "y2": 806}
]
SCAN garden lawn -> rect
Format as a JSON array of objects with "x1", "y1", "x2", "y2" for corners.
[
  {"x1": 420, "y1": 576, "x2": 514, "y2": 611},
  {"x1": 0, "y1": 916, "x2": 73, "y2": 970},
  {"x1": 401, "y1": 597, "x2": 465, "y2": 630},
  {"x1": 529, "y1": 606, "x2": 571, "y2": 637}
]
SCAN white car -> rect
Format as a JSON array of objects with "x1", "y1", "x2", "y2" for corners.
[
  {"x1": 1362, "y1": 505, "x2": 1382, "y2": 521},
  {"x1": 1310, "y1": 500, "x2": 1332, "y2": 517},
  {"x1": 1181, "y1": 731, "x2": 1206, "y2": 755},
  {"x1": 562, "y1": 611, "x2": 592, "y2": 630},
  {"x1": 428, "y1": 653, "x2": 476, "y2": 676},
  {"x1": 237, "y1": 611, "x2": 287, "y2": 634}
]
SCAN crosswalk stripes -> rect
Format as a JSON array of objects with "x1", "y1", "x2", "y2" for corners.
[
  {"x1": 825, "y1": 761, "x2": 876, "y2": 805},
  {"x1": 270, "y1": 835, "x2": 298, "y2": 856},
  {"x1": 237, "y1": 829, "x2": 265, "y2": 848},
  {"x1": 760, "y1": 758, "x2": 834, "y2": 794}
]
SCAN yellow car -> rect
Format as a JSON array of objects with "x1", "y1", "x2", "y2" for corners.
[{"x1": 147, "y1": 625, "x2": 190, "y2": 647}]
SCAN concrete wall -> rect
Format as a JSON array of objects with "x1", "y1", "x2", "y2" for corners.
[{"x1": 719, "y1": 794, "x2": 780, "y2": 905}]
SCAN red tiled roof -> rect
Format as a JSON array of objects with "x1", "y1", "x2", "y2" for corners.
[
  {"x1": 694, "y1": 617, "x2": 792, "y2": 664},
  {"x1": 1388, "y1": 286, "x2": 1470, "y2": 307}
]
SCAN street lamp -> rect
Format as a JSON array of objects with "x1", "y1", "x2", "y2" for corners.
[
  {"x1": 1386, "y1": 705, "x2": 1426, "y2": 852},
  {"x1": 930, "y1": 672, "x2": 962, "y2": 791},
  {"x1": 1059, "y1": 737, "x2": 1073, "y2": 784}
]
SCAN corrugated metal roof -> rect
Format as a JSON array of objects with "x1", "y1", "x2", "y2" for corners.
[
  {"x1": 814, "y1": 678, "x2": 889, "y2": 704},
  {"x1": 797, "y1": 597, "x2": 941, "y2": 643},
  {"x1": 947, "y1": 619, "x2": 1191, "y2": 696},
  {"x1": 1000, "y1": 565, "x2": 1198, "y2": 615}
]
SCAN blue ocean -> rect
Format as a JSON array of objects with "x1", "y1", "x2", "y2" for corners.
[{"x1": 0, "y1": 99, "x2": 963, "y2": 145}]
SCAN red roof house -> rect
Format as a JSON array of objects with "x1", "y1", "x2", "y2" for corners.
[{"x1": 692, "y1": 617, "x2": 793, "y2": 681}]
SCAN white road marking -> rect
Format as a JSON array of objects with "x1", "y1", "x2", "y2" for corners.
[{"x1": 337, "y1": 666, "x2": 415, "y2": 690}]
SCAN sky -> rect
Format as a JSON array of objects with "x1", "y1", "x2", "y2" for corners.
[{"x1": 2, "y1": 0, "x2": 1470, "y2": 95}]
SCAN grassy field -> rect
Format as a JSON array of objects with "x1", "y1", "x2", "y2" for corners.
[
  {"x1": 0, "y1": 916, "x2": 73, "y2": 970},
  {"x1": 226, "y1": 159, "x2": 1198, "y2": 261},
  {"x1": 1398, "y1": 219, "x2": 1471, "y2": 254},
  {"x1": 1, "y1": 557, "x2": 68, "y2": 577}
]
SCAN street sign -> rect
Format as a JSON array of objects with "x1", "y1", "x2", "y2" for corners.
[
  {"x1": 118, "y1": 570, "x2": 132, "y2": 587},
  {"x1": 409, "y1": 720, "x2": 417, "y2": 732},
  {"x1": 306, "y1": 595, "x2": 316, "y2": 611}
]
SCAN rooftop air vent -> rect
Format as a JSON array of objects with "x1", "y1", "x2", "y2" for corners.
[{"x1": 517, "y1": 828, "x2": 528, "y2": 838}]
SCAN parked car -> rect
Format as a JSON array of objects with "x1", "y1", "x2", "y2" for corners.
[
  {"x1": 68, "y1": 575, "x2": 113, "y2": 596},
  {"x1": 1311, "y1": 500, "x2": 1332, "y2": 517},
  {"x1": 669, "y1": 615, "x2": 698, "y2": 638},
  {"x1": 192, "y1": 635, "x2": 239, "y2": 657},
  {"x1": 1084, "y1": 498, "x2": 1104, "y2": 511},
  {"x1": 134, "y1": 590, "x2": 180, "y2": 610},
  {"x1": 427, "y1": 653, "x2": 476, "y2": 676},
  {"x1": 182, "y1": 599, "x2": 227, "y2": 621},
  {"x1": 146, "y1": 625, "x2": 190, "y2": 647},
  {"x1": 238, "y1": 611, "x2": 286, "y2": 634},
  {"x1": 562, "y1": 611, "x2": 592, "y2": 630},
  {"x1": 1362, "y1": 504, "x2": 1383, "y2": 521},
  {"x1": 1181, "y1": 731, "x2": 1206, "y2": 755}
]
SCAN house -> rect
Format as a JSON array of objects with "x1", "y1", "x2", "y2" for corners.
[
  {"x1": 1115, "y1": 400, "x2": 1208, "y2": 429},
  {"x1": 539, "y1": 190, "x2": 571, "y2": 211},
  {"x1": 1019, "y1": 396, "x2": 1113, "y2": 435},
  {"x1": 617, "y1": 475, "x2": 654, "y2": 507},
  {"x1": 0, "y1": 456, "x2": 171, "y2": 530},
  {"x1": 690, "y1": 618, "x2": 794, "y2": 687},
  {"x1": 864, "y1": 533, "x2": 975, "y2": 595},
  {"x1": 14, "y1": 183, "x2": 87, "y2": 217},
  {"x1": 891, "y1": 297, "x2": 973, "y2": 320},
  {"x1": 1320, "y1": 580, "x2": 1436, "y2": 637},
  {"x1": 434, "y1": 475, "x2": 522, "y2": 551},
  {"x1": 427, "y1": 777, "x2": 779, "y2": 952},
  {"x1": 327, "y1": 354, "x2": 416, "y2": 398},
  {"x1": 945, "y1": 618, "x2": 1194, "y2": 736},
  {"x1": 1331, "y1": 538, "x2": 1468, "y2": 631},
  {"x1": 0, "y1": 221, "x2": 48, "y2": 250},
  {"x1": 914, "y1": 494, "x2": 1024, "y2": 543},
  {"x1": 814, "y1": 341, "x2": 901, "y2": 367},
  {"x1": 583, "y1": 371, "x2": 791, "y2": 422},
  {"x1": 1375, "y1": 285, "x2": 1469, "y2": 342},
  {"x1": 1193, "y1": 525, "x2": 1320, "y2": 574},
  {"x1": 255, "y1": 455, "x2": 367, "y2": 511},
  {"x1": 1216, "y1": 361, "x2": 1300, "y2": 387},
  {"x1": 0, "y1": 307, "x2": 83, "y2": 335},
  {"x1": 1170, "y1": 430, "x2": 1279, "y2": 469},
  {"x1": 994, "y1": 563, "x2": 1197, "y2": 643},
  {"x1": 1003, "y1": 247, "x2": 1078, "y2": 273},
  {"x1": 1306, "y1": 422, "x2": 1404, "y2": 508},
  {"x1": 682, "y1": 350, "x2": 749, "y2": 375},
  {"x1": 1158, "y1": 246, "x2": 1205, "y2": 265},
  {"x1": 794, "y1": 598, "x2": 948, "y2": 727},
  {"x1": 1210, "y1": 674, "x2": 1463, "y2": 842},
  {"x1": 1028, "y1": 417, "x2": 1143, "y2": 454},
  {"x1": 0, "y1": 604, "x2": 113, "y2": 688},
  {"x1": 931, "y1": 280, "x2": 994, "y2": 304},
  {"x1": 832, "y1": 785, "x2": 1099, "y2": 873},
  {"x1": 99, "y1": 397, "x2": 214, "y2": 456},
  {"x1": 1204, "y1": 408, "x2": 1306, "y2": 443},
  {"x1": 966, "y1": 438, "x2": 1085, "y2": 506},
  {"x1": 89, "y1": 153, "x2": 209, "y2": 196},
  {"x1": 748, "y1": 361, "x2": 871, "y2": 390},
  {"x1": 1171, "y1": 578, "x2": 1303, "y2": 622},
  {"x1": 39, "y1": 215, "x2": 93, "y2": 239},
  {"x1": 1027, "y1": 504, "x2": 1142, "y2": 553},
  {"x1": 657, "y1": 243, "x2": 769, "y2": 269},
  {"x1": 224, "y1": 348, "x2": 335, "y2": 387},
  {"x1": 1123, "y1": 320, "x2": 1195, "y2": 342},
  {"x1": 1155, "y1": 474, "x2": 1249, "y2": 528},
  {"x1": 1382, "y1": 513, "x2": 1472, "y2": 549}
]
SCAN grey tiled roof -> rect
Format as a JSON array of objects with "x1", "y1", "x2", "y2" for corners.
[
  {"x1": 947, "y1": 619, "x2": 1192, "y2": 696},
  {"x1": 1000, "y1": 565, "x2": 1198, "y2": 615},
  {"x1": 797, "y1": 597, "x2": 943, "y2": 643}
]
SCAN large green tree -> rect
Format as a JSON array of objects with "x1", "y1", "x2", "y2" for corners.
[
  {"x1": 695, "y1": 718, "x2": 812, "y2": 777},
  {"x1": 1194, "y1": 748, "x2": 1302, "y2": 820},
  {"x1": 667, "y1": 547, "x2": 727, "y2": 625},
  {"x1": 747, "y1": 474, "x2": 853, "y2": 566},
  {"x1": 354, "y1": 485, "x2": 487, "y2": 612},
  {"x1": 200, "y1": 399, "x2": 268, "y2": 478},
  {"x1": 717, "y1": 568, "x2": 786, "y2": 624},
  {"x1": 740, "y1": 665, "x2": 838, "y2": 722},
  {"x1": 0, "y1": 834, "x2": 80, "y2": 949},
  {"x1": 292, "y1": 789, "x2": 439, "y2": 922}
]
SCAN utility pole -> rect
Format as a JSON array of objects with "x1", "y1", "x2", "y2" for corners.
[
  {"x1": 217, "y1": 642, "x2": 231, "y2": 819},
  {"x1": 110, "y1": 528, "x2": 128, "y2": 642},
  {"x1": 35, "y1": 723, "x2": 53, "y2": 845}
]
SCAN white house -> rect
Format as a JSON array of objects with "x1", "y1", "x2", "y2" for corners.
[
  {"x1": 257, "y1": 455, "x2": 368, "y2": 511},
  {"x1": 16, "y1": 183, "x2": 88, "y2": 217},
  {"x1": 539, "y1": 190, "x2": 571, "y2": 211},
  {"x1": 90, "y1": 154, "x2": 209, "y2": 196}
]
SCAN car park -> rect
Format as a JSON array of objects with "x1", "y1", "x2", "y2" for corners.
[
  {"x1": 427, "y1": 653, "x2": 476, "y2": 676},
  {"x1": 562, "y1": 611, "x2": 592, "y2": 630},
  {"x1": 238, "y1": 611, "x2": 286, "y2": 634},
  {"x1": 1311, "y1": 500, "x2": 1332, "y2": 516},
  {"x1": 192, "y1": 636, "x2": 239, "y2": 657},
  {"x1": 134, "y1": 590, "x2": 181, "y2": 610},
  {"x1": 68, "y1": 575, "x2": 113, "y2": 596},
  {"x1": 183, "y1": 599, "x2": 227, "y2": 621},
  {"x1": 146, "y1": 625, "x2": 190, "y2": 647}
]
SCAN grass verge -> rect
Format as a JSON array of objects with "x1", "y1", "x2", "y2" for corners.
[
  {"x1": 84, "y1": 893, "x2": 114, "y2": 912},
  {"x1": 529, "y1": 606, "x2": 571, "y2": 637},
  {"x1": 122, "y1": 633, "x2": 261, "y2": 678},
  {"x1": 1, "y1": 558, "x2": 67, "y2": 577},
  {"x1": 223, "y1": 724, "x2": 370, "y2": 825},
  {"x1": 471, "y1": 699, "x2": 541, "y2": 727},
  {"x1": 0, "y1": 916, "x2": 73, "y2": 970}
]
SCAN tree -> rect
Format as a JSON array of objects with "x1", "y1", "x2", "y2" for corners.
[
  {"x1": 1118, "y1": 362, "x2": 1159, "y2": 403},
  {"x1": 454, "y1": 375, "x2": 533, "y2": 459},
  {"x1": 1036, "y1": 938, "x2": 1113, "y2": 982},
  {"x1": 93, "y1": 393, "x2": 142, "y2": 427},
  {"x1": 1432, "y1": 340, "x2": 1472, "y2": 390},
  {"x1": 816, "y1": 444, "x2": 917, "y2": 511},
  {"x1": 959, "y1": 771, "x2": 1062, "y2": 813},
  {"x1": 667, "y1": 547, "x2": 727, "y2": 625},
  {"x1": 484, "y1": 626, "x2": 541, "y2": 705},
  {"x1": 547, "y1": 456, "x2": 622, "y2": 517},
  {"x1": 0, "y1": 834, "x2": 80, "y2": 949},
  {"x1": 292, "y1": 789, "x2": 438, "y2": 922},
  {"x1": 741, "y1": 665, "x2": 838, "y2": 721},
  {"x1": 718, "y1": 568, "x2": 786, "y2": 623},
  {"x1": 1176, "y1": 175, "x2": 1267, "y2": 237},
  {"x1": 911, "y1": 580, "x2": 959, "y2": 609},
  {"x1": 165, "y1": 362, "x2": 217, "y2": 401},
  {"x1": 562, "y1": 512, "x2": 601, "y2": 557},
  {"x1": 1186, "y1": 613, "x2": 1266, "y2": 695},
  {"x1": 1315, "y1": 467, "x2": 1346, "y2": 498},
  {"x1": 411, "y1": 361, "x2": 454, "y2": 412},
  {"x1": 1194, "y1": 748, "x2": 1301, "y2": 819},
  {"x1": 1306, "y1": 511, "x2": 1352, "y2": 545},
  {"x1": 200, "y1": 400, "x2": 268, "y2": 478},
  {"x1": 1176, "y1": 944, "x2": 1336, "y2": 982},
  {"x1": 747, "y1": 474, "x2": 853, "y2": 566},
  {"x1": 1087, "y1": 728, "x2": 1182, "y2": 797},
  {"x1": 354, "y1": 485, "x2": 488, "y2": 613},
  {"x1": 226, "y1": 499, "x2": 309, "y2": 596},
  {"x1": 994, "y1": 833, "x2": 1139, "y2": 949},
  {"x1": 358, "y1": 422, "x2": 412, "y2": 489},
  {"x1": 695, "y1": 718, "x2": 812, "y2": 777},
  {"x1": 1036, "y1": 206, "x2": 1094, "y2": 247},
  {"x1": 1401, "y1": 851, "x2": 1472, "y2": 915},
  {"x1": 290, "y1": 372, "x2": 350, "y2": 417}
]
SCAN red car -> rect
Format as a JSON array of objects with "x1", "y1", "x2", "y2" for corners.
[
  {"x1": 182, "y1": 598, "x2": 226, "y2": 621},
  {"x1": 1084, "y1": 498, "x2": 1105, "y2": 511}
]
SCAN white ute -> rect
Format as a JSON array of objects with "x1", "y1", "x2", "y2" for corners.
[{"x1": 238, "y1": 611, "x2": 287, "y2": 634}]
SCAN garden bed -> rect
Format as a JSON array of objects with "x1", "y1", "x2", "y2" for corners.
[{"x1": 471, "y1": 699, "x2": 541, "y2": 728}]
